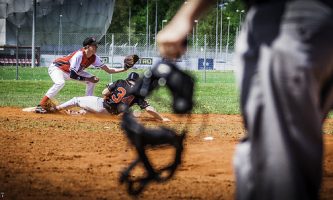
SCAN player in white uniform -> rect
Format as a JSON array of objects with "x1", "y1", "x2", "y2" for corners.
[{"x1": 36, "y1": 36, "x2": 129, "y2": 113}]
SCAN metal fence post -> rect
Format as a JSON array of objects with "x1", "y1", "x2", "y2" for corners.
[
  {"x1": 16, "y1": 27, "x2": 19, "y2": 80},
  {"x1": 204, "y1": 34, "x2": 207, "y2": 83},
  {"x1": 110, "y1": 33, "x2": 114, "y2": 82}
]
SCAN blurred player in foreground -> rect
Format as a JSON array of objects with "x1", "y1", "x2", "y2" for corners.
[
  {"x1": 157, "y1": 0, "x2": 333, "y2": 199},
  {"x1": 36, "y1": 36, "x2": 138, "y2": 113},
  {"x1": 53, "y1": 72, "x2": 170, "y2": 122}
]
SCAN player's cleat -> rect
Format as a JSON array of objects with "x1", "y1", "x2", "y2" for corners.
[{"x1": 35, "y1": 105, "x2": 47, "y2": 114}]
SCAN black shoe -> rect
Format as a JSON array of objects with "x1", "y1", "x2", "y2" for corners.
[{"x1": 35, "y1": 105, "x2": 47, "y2": 114}]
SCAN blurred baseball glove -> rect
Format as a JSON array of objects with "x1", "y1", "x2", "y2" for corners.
[
  {"x1": 124, "y1": 54, "x2": 139, "y2": 69},
  {"x1": 35, "y1": 98, "x2": 59, "y2": 114},
  {"x1": 44, "y1": 98, "x2": 59, "y2": 112}
]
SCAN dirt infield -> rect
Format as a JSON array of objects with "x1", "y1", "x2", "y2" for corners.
[{"x1": 0, "y1": 107, "x2": 333, "y2": 200}]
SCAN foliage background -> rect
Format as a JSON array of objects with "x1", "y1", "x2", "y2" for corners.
[{"x1": 108, "y1": 0, "x2": 245, "y2": 44}]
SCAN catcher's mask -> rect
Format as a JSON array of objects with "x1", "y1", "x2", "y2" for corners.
[{"x1": 120, "y1": 61, "x2": 194, "y2": 195}]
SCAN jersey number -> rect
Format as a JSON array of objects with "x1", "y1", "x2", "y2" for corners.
[{"x1": 111, "y1": 87, "x2": 126, "y2": 103}]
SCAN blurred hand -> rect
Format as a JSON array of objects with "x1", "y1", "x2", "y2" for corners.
[{"x1": 162, "y1": 117, "x2": 171, "y2": 122}]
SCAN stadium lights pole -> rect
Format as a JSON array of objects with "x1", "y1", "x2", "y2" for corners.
[
  {"x1": 154, "y1": 0, "x2": 157, "y2": 50},
  {"x1": 225, "y1": 16, "x2": 230, "y2": 65},
  {"x1": 236, "y1": 9, "x2": 245, "y2": 33},
  {"x1": 31, "y1": 0, "x2": 36, "y2": 68},
  {"x1": 192, "y1": 23, "x2": 195, "y2": 52},
  {"x1": 194, "y1": 19, "x2": 198, "y2": 54},
  {"x1": 58, "y1": 14, "x2": 63, "y2": 56},
  {"x1": 215, "y1": 1, "x2": 218, "y2": 59},
  {"x1": 220, "y1": 2, "x2": 227, "y2": 59},
  {"x1": 128, "y1": 6, "x2": 131, "y2": 49},
  {"x1": 146, "y1": 0, "x2": 149, "y2": 56},
  {"x1": 162, "y1": 19, "x2": 167, "y2": 29},
  {"x1": 148, "y1": 25, "x2": 151, "y2": 56}
]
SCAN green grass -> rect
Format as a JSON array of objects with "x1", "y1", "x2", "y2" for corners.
[
  {"x1": 0, "y1": 67, "x2": 240, "y2": 114},
  {"x1": 2, "y1": 66, "x2": 332, "y2": 119}
]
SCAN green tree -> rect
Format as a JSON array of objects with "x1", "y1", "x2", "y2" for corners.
[{"x1": 108, "y1": 0, "x2": 245, "y2": 45}]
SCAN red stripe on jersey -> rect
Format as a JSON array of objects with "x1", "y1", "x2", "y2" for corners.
[{"x1": 53, "y1": 48, "x2": 96, "y2": 72}]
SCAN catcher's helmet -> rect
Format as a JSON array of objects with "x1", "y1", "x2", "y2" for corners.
[{"x1": 127, "y1": 72, "x2": 139, "y2": 81}]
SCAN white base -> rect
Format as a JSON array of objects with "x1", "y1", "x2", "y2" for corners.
[{"x1": 22, "y1": 107, "x2": 37, "y2": 112}]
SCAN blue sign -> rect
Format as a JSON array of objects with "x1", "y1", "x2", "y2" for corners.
[{"x1": 198, "y1": 58, "x2": 214, "y2": 70}]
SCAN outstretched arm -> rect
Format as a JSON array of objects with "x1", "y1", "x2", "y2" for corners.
[
  {"x1": 157, "y1": 0, "x2": 214, "y2": 59},
  {"x1": 100, "y1": 65, "x2": 127, "y2": 74},
  {"x1": 145, "y1": 106, "x2": 171, "y2": 122},
  {"x1": 102, "y1": 87, "x2": 111, "y2": 97}
]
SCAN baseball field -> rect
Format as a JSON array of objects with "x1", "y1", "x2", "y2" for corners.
[{"x1": 1, "y1": 67, "x2": 333, "y2": 199}]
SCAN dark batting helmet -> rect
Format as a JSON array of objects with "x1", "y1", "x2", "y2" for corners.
[
  {"x1": 83, "y1": 36, "x2": 100, "y2": 47},
  {"x1": 127, "y1": 72, "x2": 139, "y2": 81}
]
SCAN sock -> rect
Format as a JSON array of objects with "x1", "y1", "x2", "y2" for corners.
[{"x1": 39, "y1": 96, "x2": 49, "y2": 108}]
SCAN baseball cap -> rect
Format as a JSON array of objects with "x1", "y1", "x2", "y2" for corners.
[{"x1": 82, "y1": 36, "x2": 100, "y2": 47}]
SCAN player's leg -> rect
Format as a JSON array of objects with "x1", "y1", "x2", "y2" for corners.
[
  {"x1": 36, "y1": 64, "x2": 68, "y2": 113},
  {"x1": 77, "y1": 70, "x2": 96, "y2": 96},
  {"x1": 258, "y1": 2, "x2": 333, "y2": 199},
  {"x1": 233, "y1": 2, "x2": 285, "y2": 199},
  {"x1": 235, "y1": 1, "x2": 333, "y2": 200},
  {"x1": 57, "y1": 96, "x2": 108, "y2": 114}
]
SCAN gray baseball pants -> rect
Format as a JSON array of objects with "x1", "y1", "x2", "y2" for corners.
[{"x1": 234, "y1": 0, "x2": 333, "y2": 199}]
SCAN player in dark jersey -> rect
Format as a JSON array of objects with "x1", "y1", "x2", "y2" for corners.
[{"x1": 54, "y1": 72, "x2": 170, "y2": 122}]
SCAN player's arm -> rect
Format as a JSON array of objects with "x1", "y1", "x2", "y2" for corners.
[
  {"x1": 157, "y1": 0, "x2": 214, "y2": 59},
  {"x1": 102, "y1": 82, "x2": 116, "y2": 97},
  {"x1": 137, "y1": 98, "x2": 170, "y2": 122},
  {"x1": 100, "y1": 65, "x2": 127, "y2": 74},
  {"x1": 102, "y1": 87, "x2": 111, "y2": 97},
  {"x1": 91, "y1": 55, "x2": 128, "y2": 74},
  {"x1": 69, "y1": 51, "x2": 99, "y2": 83},
  {"x1": 145, "y1": 106, "x2": 171, "y2": 122}
]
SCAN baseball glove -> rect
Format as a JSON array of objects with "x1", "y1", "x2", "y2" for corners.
[
  {"x1": 44, "y1": 98, "x2": 59, "y2": 112},
  {"x1": 124, "y1": 54, "x2": 139, "y2": 69}
]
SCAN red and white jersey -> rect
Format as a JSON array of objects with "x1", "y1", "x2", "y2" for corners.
[{"x1": 53, "y1": 48, "x2": 104, "y2": 73}]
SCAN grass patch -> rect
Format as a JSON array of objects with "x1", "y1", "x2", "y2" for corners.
[{"x1": 0, "y1": 67, "x2": 240, "y2": 114}]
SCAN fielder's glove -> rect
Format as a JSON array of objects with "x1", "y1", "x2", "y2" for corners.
[{"x1": 124, "y1": 54, "x2": 139, "y2": 70}]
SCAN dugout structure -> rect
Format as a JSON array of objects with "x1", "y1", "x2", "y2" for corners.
[
  {"x1": 0, "y1": 45, "x2": 40, "y2": 66},
  {"x1": 0, "y1": 0, "x2": 115, "y2": 55}
]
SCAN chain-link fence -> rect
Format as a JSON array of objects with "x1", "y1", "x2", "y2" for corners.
[
  {"x1": 55, "y1": 32, "x2": 237, "y2": 59},
  {"x1": 1, "y1": 31, "x2": 237, "y2": 69},
  {"x1": 27, "y1": 32, "x2": 237, "y2": 59}
]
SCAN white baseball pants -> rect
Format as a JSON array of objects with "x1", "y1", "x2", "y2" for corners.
[
  {"x1": 56, "y1": 96, "x2": 109, "y2": 114},
  {"x1": 45, "y1": 64, "x2": 96, "y2": 98}
]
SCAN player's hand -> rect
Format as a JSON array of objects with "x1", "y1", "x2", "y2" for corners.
[
  {"x1": 157, "y1": 16, "x2": 192, "y2": 59},
  {"x1": 162, "y1": 117, "x2": 171, "y2": 122},
  {"x1": 86, "y1": 76, "x2": 99, "y2": 83}
]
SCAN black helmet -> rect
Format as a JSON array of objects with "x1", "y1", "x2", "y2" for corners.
[
  {"x1": 127, "y1": 72, "x2": 139, "y2": 81},
  {"x1": 83, "y1": 36, "x2": 100, "y2": 47}
]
